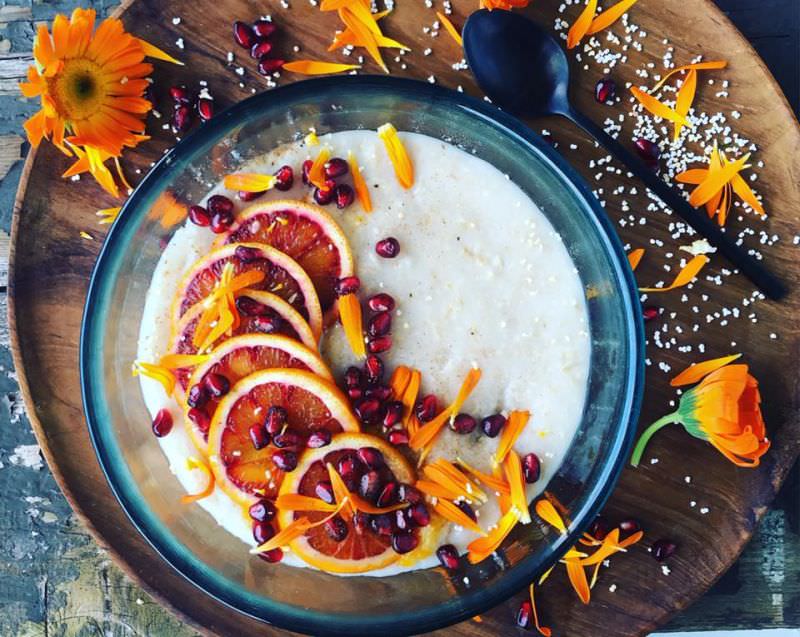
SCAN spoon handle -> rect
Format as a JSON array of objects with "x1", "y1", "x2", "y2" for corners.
[{"x1": 565, "y1": 107, "x2": 787, "y2": 301}]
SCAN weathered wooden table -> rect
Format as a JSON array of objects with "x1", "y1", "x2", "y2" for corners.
[{"x1": 0, "y1": 0, "x2": 797, "y2": 634}]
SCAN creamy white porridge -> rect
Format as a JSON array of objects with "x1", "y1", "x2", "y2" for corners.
[{"x1": 137, "y1": 129, "x2": 591, "y2": 575}]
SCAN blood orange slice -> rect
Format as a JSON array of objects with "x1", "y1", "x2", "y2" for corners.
[
  {"x1": 215, "y1": 200, "x2": 355, "y2": 318},
  {"x1": 207, "y1": 369, "x2": 359, "y2": 506},
  {"x1": 182, "y1": 334, "x2": 333, "y2": 453},
  {"x1": 170, "y1": 242, "x2": 323, "y2": 338},
  {"x1": 276, "y1": 432, "x2": 434, "y2": 574},
  {"x1": 169, "y1": 291, "x2": 319, "y2": 401}
]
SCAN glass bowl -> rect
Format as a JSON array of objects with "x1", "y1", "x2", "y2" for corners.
[{"x1": 81, "y1": 76, "x2": 644, "y2": 636}]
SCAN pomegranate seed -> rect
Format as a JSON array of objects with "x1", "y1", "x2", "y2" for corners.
[
  {"x1": 388, "y1": 429, "x2": 410, "y2": 446},
  {"x1": 272, "y1": 450, "x2": 298, "y2": 471},
  {"x1": 187, "y1": 384, "x2": 209, "y2": 408},
  {"x1": 204, "y1": 372, "x2": 230, "y2": 398},
  {"x1": 238, "y1": 189, "x2": 265, "y2": 202},
  {"x1": 252, "y1": 19, "x2": 277, "y2": 38},
  {"x1": 347, "y1": 387, "x2": 363, "y2": 401},
  {"x1": 152, "y1": 409, "x2": 173, "y2": 437},
  {"x1": 207, "y1": 194, "x2": 234, "y2": 216},
  {"x1": 234, "y1": 245, "x2": 261, "y2": 262},
  {"x1": 634, "y1": 138, "x2": 660, "y2": 165},
  {"x1": 187, "y1": 408, "x2": 210, "y2": 432},
  {"x1": 455, "y1": 501, "x2": 477, "y2": 521},
  {"x1": 335, "y1": 184, "x2": 355, "y2": 209},
  {"x1": 172, "y1": 105, "x2": 193, "y2": 132},
  {"x1": 382, "y1": 401, "x2": 403, "y2": 429},
  {"x1": 363, "y1": 355, "x2": 383, "y2": 384},
  {"x1": 324, "y1": 157, "x2": 349, "y2": 178},
  {"x1": 368, "y1": 293, "x2": 395, "y2": 312},
  {"x1": 516, "y1": 600, "x2": 533, "y2": 629},
  {"x1": 481, "y1": 413, "x2": 506, "y2": 438},
  {"x1": 337, "y1": 454, "x2": 363, "y2": 490},
  {"x1": 595, "y1": 77, "x2": 617, "y2": 104},
  {"x1": 588, "y1": 517, "x2": 611, "y2": 541},
  {"x1": 249, "y1": 424, "x2": 270, "y2": 450},
  {"x1": 197, "y1": 98, "x2": 214, "y2": 121},
  {"x1": 257, "y1": 55, "x2": 284, "y2": 74},
  {"x1": 344, "y1": 366, "x2": 363, "y2": 388},
  {"x1": 450, "y1": 413, "x2": 477, "y2": 434},
  {"x1": 253, "y1": 315, "x2": 282, "y2": 333},
  {"x1": 170, "y1": 85, "x2": 192, "y2": 104},
  {"x1": 652, "y1": 538, "x2": 677, "y2": 561},
  {"x1": 409, "y1": 502, "x2": 430, "y2": 527},
  {"x1": 252, "y1": 521, "x2": 275, "y2": 544},
  {"x1": 375, "y1": 237, "x2": 400, "y2": 258},
  {"x1": 250, "y1": 40, "x2": 272, "y2": 59},
  {"x1": 359, "y1": 470, "x2": 383, "y2": 502},
  {"x1": 301, "y1": 159, "x2": 314, "y2": 184},
  {"x1": 265, "y1": 406, "x2": 287, "y2": 434},
  {"x1": 233, "y1": 21, "x2": 256, "y2": 48},
  {"x1": 368, "y1": 312, "x2": 392, "y2": 337},
  {"x1": 307, "y1": 429, "x2": 332, "y2": 448},
  {"x1": 249, "y1": 499, "x2": 277, "y2": 522},
  {"x1": 324, "y1": 516, "x2": 349, "y2": 542},
  {"x1": 274, "y1": 165, "x2": 294, "y2": 191},
  {"x1": 391, "y1": 531, "x2": 419, "y2": 554},
  {"x1": 188, "y1": 205, "x2": 211, "y2": 227},
  {"x1": 354, "y1": 398, "x2": 382, "y2": 424},
  {"x1": 522, "y1": 453, "x2": 541, "y2": 483},
  {"x1": 273, "y1": 429, "x2": 303, "y2": 448},
  {"x1": 315, "y1": 480, "x2": 335, "y2": 504},
  {"x1": 357, "y1": 447, "x2": 385, "y2": 469},
  {"x1": 395, "y1": 508, "x2": 409, "y2": 531},
  {"x1": 367, "y1": 336, "x2": 392, "y2": 354},
  {"x1": 313, "y1": 184, "x2": 335, "y2": 205},
  {"x1": 436, "y1": 544, "x2": 460, "y2": 570},
  {"x1": 236, "y1": 296, "x2": 267, "y2": 316},
  {"x1": 335, "y1": 276, "x2": 361, "y2": 296},
  {"x1": 398, "y1": 484, "x2": 422, "y2": 504},
  {"x1": 365, "y1": 384, "x2": 391, "y2": 401},
  {"x1": 415, "y1": 395, "x2": 438, "y2": 422},
  {"x1": 353, "y1": 511, "x2": 369, "y2": 534},
  {"x1": 377, "y1": 482, "x2": 398, "y2": 507},
  {"x1": 370, "y1": 513, "x2": 394, "y2": 536},
  {"x1": 619, "y1": 518, "x2": 641, "y2": 536},
  {"x1": 257, "y1": 548, "x2": 283, "y2": 563},
  {"x1": 643, "y1": 306, "x2": 660, "y2": 321},
  {"x1": 210, "y1": 211, "x2": 233, "y2": 233}
]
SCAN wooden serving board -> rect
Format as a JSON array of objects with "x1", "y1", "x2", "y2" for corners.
[{"x1": 9, "y1": 0, "x2": 800, "y2": 635}]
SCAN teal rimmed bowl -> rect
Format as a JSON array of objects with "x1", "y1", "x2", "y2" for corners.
[{"x1": 81, "y1": 76, "x2": 644, "y2": 636}]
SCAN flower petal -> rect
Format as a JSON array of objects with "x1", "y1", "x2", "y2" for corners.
[{"x1": 670, "y1": 353, "x2": 742, "y2": 387}]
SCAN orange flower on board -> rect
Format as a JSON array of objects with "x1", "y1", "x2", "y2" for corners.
[
  {"x1": 631, "y1": 360, "x2": 769, "y2": 468},
  {"x1": 19, "y1": 8, "x2": 180, "y2": 196}
]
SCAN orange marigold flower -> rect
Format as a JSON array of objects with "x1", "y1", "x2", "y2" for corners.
[
  {"x1": 19, "y1": 8, "x2": 179, "y2": 195},
  {"x1": 631, "y1": 361, "x2": 769, "y2": 468}
]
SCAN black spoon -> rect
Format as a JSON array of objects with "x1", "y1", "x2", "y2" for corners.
[{"x1": 463, "y1": 9, "x2": 787, "y2": 301}]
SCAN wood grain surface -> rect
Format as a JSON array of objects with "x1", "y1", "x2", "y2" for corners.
[{"x1": 5, "y1": 0, "x2": 800, "y2": 635}]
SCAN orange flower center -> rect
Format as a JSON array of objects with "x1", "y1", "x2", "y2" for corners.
[{"x1": 48, "y1": 57, "x2": 107, "y2": 121}]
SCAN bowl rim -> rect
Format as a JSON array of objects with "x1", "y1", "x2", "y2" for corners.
[{"x1": 81, "y1": 74, "x2": 644, "y2": 636}]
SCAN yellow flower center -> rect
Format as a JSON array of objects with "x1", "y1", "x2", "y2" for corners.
[{"x1": 48, "y1": 57, "x2": 107, "y2": 122}]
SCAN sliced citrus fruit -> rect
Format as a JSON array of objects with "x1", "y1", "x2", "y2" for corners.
[
  {"x1": 207, "y1": 369, "x2": 360, "y2": 506},
  {"x1": 276, "y1": 432, "x2": 435, "y2": 574},
  {"x1": 168, "y1": 291, "x2": 319, "y2": 400},
  {"x1": 182, "y1": 334, "x2": 333, "y2": 453},
  {"x1": 170, "y1": 242, "x2": 323, "y2": 338},
  {"x1": 215, "y1": 200, "x2": 355, "y2": 318}
]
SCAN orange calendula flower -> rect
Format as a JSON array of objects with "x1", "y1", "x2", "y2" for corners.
[
  {"x1": 676, "y1": 143, "x2": 765, "y2": 225},
  {"x1": 19, "y1": 8, "x2": 180, "y2": 195},
  {"x1": 631, "y1": 360, "x2": 769, "y2": 468},
  {"x1": 480, "y1": 0, "x2": 530, "y2": 11}
]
